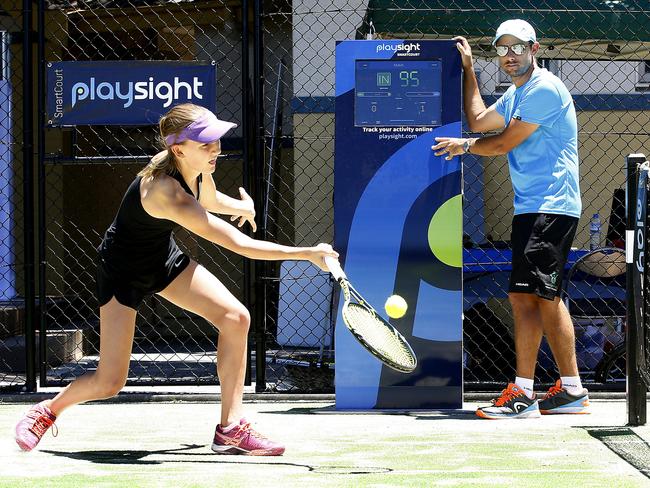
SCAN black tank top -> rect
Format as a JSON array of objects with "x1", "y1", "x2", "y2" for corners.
[{"x1": 99, "y1": 171, "x2": 202, "y2": 275}]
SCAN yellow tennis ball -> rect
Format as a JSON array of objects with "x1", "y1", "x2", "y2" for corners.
[{"x1": 385, "y1": 295, "x2": 408, "y2": 319}]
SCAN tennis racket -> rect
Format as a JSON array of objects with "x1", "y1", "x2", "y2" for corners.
[{"x1": 325, "y1": 256, "x2": 417, "y2": 373}]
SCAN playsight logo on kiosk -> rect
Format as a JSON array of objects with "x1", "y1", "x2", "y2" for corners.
[
  {"x1": 71, "y1": 76, "x2": 205, "y2": 109},
  {"x1": 376, "y1": 42, "x2": 421, "y2": 56}
]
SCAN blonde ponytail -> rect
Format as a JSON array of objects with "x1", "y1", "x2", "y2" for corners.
[{"x1": 138, "y1": 149, "x2": 175, "y2": 179}]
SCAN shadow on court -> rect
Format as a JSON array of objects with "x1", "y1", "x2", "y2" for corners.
[
  {"x1": 40, "y1": 444, "x2": 207, "y2": 465},
  {"x1": 39, "y1": 445, "x2": 392, "y2": 474},
  {"x1": 583, "y1": 426, "x2": 650, "y2": 479},
  {"x1": 261, "y1": 405, "x2": 482, "y2": 420}
]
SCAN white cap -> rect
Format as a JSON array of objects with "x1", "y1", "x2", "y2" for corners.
[{"x1": 493, "y1": 19, "x2": 537, "y2": 46}]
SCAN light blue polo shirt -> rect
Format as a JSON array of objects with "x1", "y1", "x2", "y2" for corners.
[{"x1": 495, "y1": 68, "x2": 581, "y2": 218}]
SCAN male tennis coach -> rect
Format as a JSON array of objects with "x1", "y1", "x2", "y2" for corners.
[{"x1": 432, "y1": 19, "x2": 589, "y2": 419}]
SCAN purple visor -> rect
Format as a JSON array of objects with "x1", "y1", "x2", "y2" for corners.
[{"x1": 165, "y1": 112, "x2": 237, "y2": 145}]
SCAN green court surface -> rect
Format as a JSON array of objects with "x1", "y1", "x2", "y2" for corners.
[{"x1": 1, "y1": 399, "x2": 650, "y2": 487}]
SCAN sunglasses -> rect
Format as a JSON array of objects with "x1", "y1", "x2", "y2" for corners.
[{"x1": 495, "y1": 43, "x2": 528, "y2": 57}]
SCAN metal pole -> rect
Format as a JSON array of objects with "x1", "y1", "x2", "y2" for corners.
[
  {"x1": 22, "y1": 0, "x2": 36, "y2": 392},
  {"x1": 37, "y1": 0, "x2": 47, "y2": 389},
  {"x1": 241, "y1": 0, "x2": 253, "y2": 387},
  {"x1": 253, "y1": 0, "x2": 267, "y2": 393},
  {"x1": 626, "y1": 153, "x2": 647, "y2": 426}
]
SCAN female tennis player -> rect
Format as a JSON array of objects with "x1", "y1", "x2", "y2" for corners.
[{"x1": 15, "y1": 103, "x2": 338, "y2": 456}]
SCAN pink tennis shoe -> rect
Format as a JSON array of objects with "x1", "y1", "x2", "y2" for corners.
[
  {"x1": 15, "y1": 401, "x2": 58, "y2": 451},
  {"x1": 211, "y1": 418, "x2": 285, "y2": 456}
]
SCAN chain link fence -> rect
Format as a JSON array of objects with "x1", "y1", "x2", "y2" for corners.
[{"x1": 0, "y1": 1, "x2": 645, "y2": 393}]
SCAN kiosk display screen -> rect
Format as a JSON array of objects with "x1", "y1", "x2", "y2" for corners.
[{"x1": 355, "y1": 60, "x2": 442, "y2": 127}]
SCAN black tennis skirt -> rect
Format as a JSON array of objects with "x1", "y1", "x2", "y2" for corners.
[{"x1": 96, "y1": 246, "x2": 191, "y2": 310}]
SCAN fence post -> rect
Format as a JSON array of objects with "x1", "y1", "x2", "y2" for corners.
[
  {"x1": 22, "y1": 0, "x2": 36, "y2": 392},
  {"x1": 626, "y1": 153, "x2": 647, "y2": 426},
  {"x1": 253, "y1": 0, "x2": 267, "y2": 393}
]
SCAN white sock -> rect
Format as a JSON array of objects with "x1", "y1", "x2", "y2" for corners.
[
  {"x1": 221, "y1": 421, "x2": 239, "y2": 433},
  {"x1": 560, "y1": 376, "x2": 584, "y2": 396},
  {"x1": 515, "y1": 377, "x2": 535, "y2": 399}
]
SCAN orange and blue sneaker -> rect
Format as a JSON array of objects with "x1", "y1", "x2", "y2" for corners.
[
  {"x1": 211, "y1": 418, "x2": 285, "y2": 456},
  {"x1": 539, "y1": 380, "x2": 590, "y2": 414},
  {"x1": 476, "y1": 383, "x2": 541, "y2": 419},
  {"x1": 15, "y1": 401, "x2": 58, "y2": 451}
]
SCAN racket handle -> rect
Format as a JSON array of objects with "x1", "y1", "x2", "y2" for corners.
[{"x1": 324, "y1": 256, "x2": 346, "y2": 281}]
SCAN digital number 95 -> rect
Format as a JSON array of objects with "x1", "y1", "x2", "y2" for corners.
[{"x1": 399, "y1": 70, "x2": 419, "y2": 87}]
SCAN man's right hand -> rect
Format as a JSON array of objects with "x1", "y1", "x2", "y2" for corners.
[{"x1": 453, "y1": 36, "x2": 473, "y2": 70}]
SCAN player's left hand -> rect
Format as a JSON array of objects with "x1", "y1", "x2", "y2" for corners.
[
  {"x1": 230, "y1": 187, "x2": 257, "y2": 232},
  {"x1": 432, "y1": 137, "x2": 467, "y2": 160}
]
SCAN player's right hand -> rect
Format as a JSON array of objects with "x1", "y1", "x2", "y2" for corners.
[
  {"x1": 453, "y1": 36, "x2": 473, "y2": 70},
  {"x1": 309, "y1": 243, "x2": 339, "y2": 272}
]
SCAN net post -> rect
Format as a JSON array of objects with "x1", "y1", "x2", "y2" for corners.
[{"x1": 626, "y1": 153, "x2": 647, "y2": 426}]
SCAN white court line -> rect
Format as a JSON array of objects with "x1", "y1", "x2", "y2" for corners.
[
  {"x1": 328, "y1": 439, "x2": 650, "y2": 445},
  {"x1": 364, "y1": 468, "x2": 647, "y2": 474}
]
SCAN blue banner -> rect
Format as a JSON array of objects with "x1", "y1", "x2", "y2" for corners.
[{"x1": 46, "y1": 61, "x2": 216, "y2": 126}]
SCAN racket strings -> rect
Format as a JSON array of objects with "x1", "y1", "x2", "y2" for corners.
[{"x1": 343, "y1": 303, "x2": 416, "y2": 369}]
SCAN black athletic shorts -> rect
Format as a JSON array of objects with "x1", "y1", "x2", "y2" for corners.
[
  {"x1": 509, "y1": 213, "x2": 579, "y2": 300},
  {"x1": 95, "y1": 249, "x2": 191, "y2": 310}
]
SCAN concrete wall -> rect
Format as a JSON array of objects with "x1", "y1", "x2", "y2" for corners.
[
  {"x1": 293, "y1": 113, "x2": 334, "y2": 245},
  {"x1": 293, "y1": 0, "x2": 368, "y2": 97}
]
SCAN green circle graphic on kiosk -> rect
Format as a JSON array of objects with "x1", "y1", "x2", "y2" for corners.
[{"x1": 427, "y1": 194, "x2": 462, "y2": 268}]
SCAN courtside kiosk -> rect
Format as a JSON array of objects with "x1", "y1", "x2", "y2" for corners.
[{"x1": 334, "y1": 40, "x2": 463, "y2": 409}]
